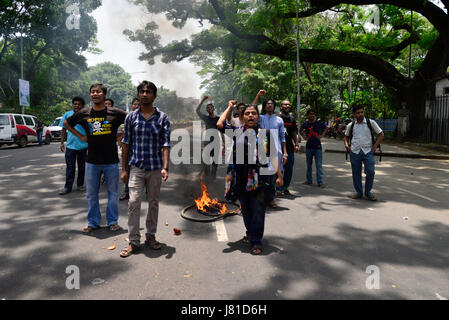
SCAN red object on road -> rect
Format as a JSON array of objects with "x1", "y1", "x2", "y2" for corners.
[{"x1": 173, "y1": 228, "x2": 182, "y2": 236}]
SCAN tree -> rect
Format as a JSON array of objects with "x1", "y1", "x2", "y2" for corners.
[{"x1": 124, "y1": 0, "x2": 449, "y2": 138}]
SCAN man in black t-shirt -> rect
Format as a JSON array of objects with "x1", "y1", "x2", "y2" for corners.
[
  {"x1": 64, "y1": 84, "x2": 127, "y2": 233},
  {"x1": 196, "y1": 96, "x2": 224, "y2": 181},
  {"x1": 277, "y1": 100, "x2": 299, "y2": 196}
]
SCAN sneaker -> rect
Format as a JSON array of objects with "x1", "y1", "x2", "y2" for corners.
[{"x1": 59, "y1": 188, "x2": 71, "y2": 195}]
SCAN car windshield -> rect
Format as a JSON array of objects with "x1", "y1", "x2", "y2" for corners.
[
  {"x1": 50, "y1": 118, "x2": 61, "y2": 126},
  {"x1": 0, "y1": 115, "x2": 9, "y2": 125}
]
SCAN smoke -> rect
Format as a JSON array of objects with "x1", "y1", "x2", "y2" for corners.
[{"x1": 83, "y1": 0, "x2": 204, "y2": 98}]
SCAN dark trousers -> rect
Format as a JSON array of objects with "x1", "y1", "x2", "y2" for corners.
[
  {"x1": 239, "y1": 190, "x2": 266, "y2": 247},
  {"x1": 37, "y1": 130, "x2": 43, "y2": 145},
  {"x1": 65, "y1": 148, "x2": 87, "y2": 191}
]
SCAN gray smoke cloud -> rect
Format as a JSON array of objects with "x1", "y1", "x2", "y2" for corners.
[{"x1": 83, "y1": 0, "x2": 204, "y2": 98}]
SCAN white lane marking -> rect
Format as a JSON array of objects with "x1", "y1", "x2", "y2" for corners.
[
  {"x1": 397, "y1": 187, "x2": 439, "y2": 203},
  {"x1": 213, "y1": 219, "x2": 228, "y2": 242},
  {"x1": 436, "y1": 293, "x2": 448, "y2": 300}
]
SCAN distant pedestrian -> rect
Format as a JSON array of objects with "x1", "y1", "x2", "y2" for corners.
[
  {"x1": 196, "y1": 96, "x2": 225, "y2": 182},
  {"x1": 64, "y1": 84, "x2": 127, "y2": 233},
  {"x1": 278, "y1": 100, "x2": 300, "y2": 196},
  {"x1": 59, "y1": 97, "x2": 88, "y2": 195},
  {"x1": 300, "y1": 109, "x2": 328, "y2": 187},
  {"x1": 252, "y1": 90, "x2": 288, "y2": 208},
  {"x1": 35, "y1": 117, "x2": 44, "y2": 146},
  {"x1": 344, "y1": 105, "x2": 384, "y2": 201},
  {"x1": 119, "y1": 81, "x2": 171, "y2": 258}
]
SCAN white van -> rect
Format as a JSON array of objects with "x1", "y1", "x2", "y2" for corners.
[
  {"x1": 47, "y1": 116, "x2": 63, "y2": 141},
  {"x1": 0, "y1": 113, "x2": 52, "y2": 147}
]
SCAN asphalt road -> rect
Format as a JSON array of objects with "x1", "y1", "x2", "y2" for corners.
[{"x1": 0, "y1": 139, "x2": 448, "y2": 300}]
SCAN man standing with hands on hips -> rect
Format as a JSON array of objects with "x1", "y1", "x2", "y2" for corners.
[{"x1": 119, "y1": 81, "x2": 171, "y2": 258}]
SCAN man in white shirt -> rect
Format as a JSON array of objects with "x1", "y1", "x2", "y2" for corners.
[{"x1": 344, "y1": 105, "x2": 384, "y2": 201}]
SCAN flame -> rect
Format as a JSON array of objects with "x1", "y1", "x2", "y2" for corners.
[{"x1": 194, "y1": 183, "x2": 228, "y2": 215}]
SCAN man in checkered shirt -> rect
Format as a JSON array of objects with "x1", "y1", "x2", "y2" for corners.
[{"x1": 120, "y1": 81, "x2": 171, "y2": 257}]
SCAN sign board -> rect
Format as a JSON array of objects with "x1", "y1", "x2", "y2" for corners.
[{"x1": 19, "y1": 79, "x2": 30, "y2": 107}]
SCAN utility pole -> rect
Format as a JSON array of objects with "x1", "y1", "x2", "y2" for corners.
[
  {"x1": 295, "y1": 0, "x2": 302, "y2": 142},
  {"x1": 20, "y1": 35, "x2": 24, "y2": 114},
  {"x1": 408, "y1": 11, "x2": 413, "y2": 79}
]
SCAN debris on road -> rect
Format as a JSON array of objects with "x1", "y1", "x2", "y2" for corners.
[
  {"x1": 91, "y1": 278, "x2": 105, "y2": 286},
  {"x1": 174, "y1": 228, "x2": 182, "y2": 236}
]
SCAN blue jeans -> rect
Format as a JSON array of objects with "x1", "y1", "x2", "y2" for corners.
[
  {"x1": 279, "y1": 153, "x2": 294, "y2": 191},
  {"x1": 86, "y1": 163, "x2": 119, "y2": 228},
  {"x1": 239, "y1": 190, "x2": 266, "y2": 247},
  {"x1": 349, "y1": 150, "x2": 375, "y2": 197},
  {"x1": 65, "y1": 148, "x2": 87, "y2": 191},
  {"x1": 37, "y1": 130, "x2": 43, "y2": 145},
  {"x1": 306, "y1": 148, "x2": 323, "y2": 185}
]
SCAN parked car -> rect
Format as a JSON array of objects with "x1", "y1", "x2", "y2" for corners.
[
  {"x1": 0, "y1": 113, "x2": 52, "y2": 147},
  {"x1": 48, "y1": 116, "x2": 63, "y2": 141}
]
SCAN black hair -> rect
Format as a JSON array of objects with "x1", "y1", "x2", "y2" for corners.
[
  {"x1": 352, "y1": 104, "x2": 364, "y2": 113},
  {"x1": 131, "y1": 97, "x2": 140, "y2": 105},
  {"x1": 306, "y1": 109, "x2": 316, "y2": 115},
  {"x1": 137, "y1": 81, "x2": 157, "y2": 96},
  {"x1": 241, "y1": 104, "x2": 260, "y2": 116},
  {"x1": 90, "y1": 83, "x2": 107, "y2": 95},
  {"x1": 237, "y1": 102, "x2": 246, "y2": 109},
  {"x1": 206, "y1": 103, "x2": 214, "y2": 108},
  {"x1": 261, "y1": 98, "x2": 276, "y2": 115},
  {"x1": 72, "y1": 96, "x2": 85, "y2": 107},
  {"x1": 105, "y1": 98, "x2": 114, "y2": 106}
]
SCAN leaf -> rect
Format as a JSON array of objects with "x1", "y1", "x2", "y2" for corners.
[{"x1": 107, "y1": 243, "x2": 116, "y2": 250}]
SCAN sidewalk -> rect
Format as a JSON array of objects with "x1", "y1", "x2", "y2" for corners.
[{"x1": 313, "y1": 138, "x2": 449, "y2": 160}]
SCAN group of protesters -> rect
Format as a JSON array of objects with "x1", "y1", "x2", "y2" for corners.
[{"x1": 58, "y1": 81, "x2": 384, "y2": 257}]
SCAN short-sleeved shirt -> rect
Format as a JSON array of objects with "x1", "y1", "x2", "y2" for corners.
[
  {"x1": 279, "y1": 113, "x2": 298, "y2": 154},
  {"x1": 345, "y1": 118, "x2": 383, "y2": 154},
  {"x1": 60, "y1": 110, "x2": 88, "y2": 151},
  {"x1": 300, "y1": 120, "x2": 327, "y2": 149},
  {"x1": 198, "y1": 113, "x2": 219, "y2": 130},
  {"x1": 67, "y1": 106, "x2": 127, "y2": 164}
]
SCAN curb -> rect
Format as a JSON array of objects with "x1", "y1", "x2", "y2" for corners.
[{"x1": 324, "y1": 149, "x2": 449, "y2": 160}]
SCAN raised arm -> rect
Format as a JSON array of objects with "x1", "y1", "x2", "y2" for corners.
[
  {"x1": 196, "y1": 95, "x2": 209, "y2": 118},
  {"x1": 217, "y1": 100, "x2": 237, "y2": 130},
  {"x1": 252, "y1": 89, "x2": 266, "y2": 105}
]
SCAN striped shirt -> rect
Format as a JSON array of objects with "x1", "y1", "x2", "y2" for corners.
[{"x1": 122, "y1": 107, "x2": 171, "y2": 171}]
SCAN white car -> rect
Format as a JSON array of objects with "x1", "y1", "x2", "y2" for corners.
[
  {"x1": 47, "y1": 116, "x2": 63, "y2": 141},
  {"x1": 0, "y1": 113, "x2": 52, "y2": 147}
]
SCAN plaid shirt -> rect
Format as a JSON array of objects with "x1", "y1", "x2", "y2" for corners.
[{"x1": 122, "y1": 107, "x2": 171, "y2": 171}]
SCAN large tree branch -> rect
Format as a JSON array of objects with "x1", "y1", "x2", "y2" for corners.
[
  {"x1": 282, "y1": 0, "x2": 448, "y2": 37},
  {"x1": 26, "y1": 42, "x2": 50, "y2": 80}
]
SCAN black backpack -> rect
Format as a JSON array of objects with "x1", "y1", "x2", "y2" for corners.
[{"x1": 347, "y1": 117, "x2": 382, "y2": 162}]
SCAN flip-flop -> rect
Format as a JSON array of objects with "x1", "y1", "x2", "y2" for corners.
[
  {"x1": 367, "y1": 194, "x2": 377, "y2": 201},
  {"x1": 251, "y1": 246, "x2": 263, "y2": 255},
  {"x1": 82, "y1": 226, "x2": 98, "y2": 233},
  {"x1": 242, "y1": 236, "x2": 250, "y2": 244},
  {"x1": 120, "y1": 244, "x2": 140, "y2": 258}
]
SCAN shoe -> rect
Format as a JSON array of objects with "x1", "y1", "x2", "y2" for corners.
[
  {"x1": 268, "y1": 201, "x2": 278, "y2": 208},
  {"x1": 145, "y1": 235, "x2": 162, "y2": 250},
  {"x1": 77, "y1": 186, "x2": 86, "y2": 191},
  {"x1": 282, "y1": 189, "x2": 291, "y2": 195},
  {"x1": 59, "y1": 188, "x2": 71, "y2": 195},
  {"x1": 366, "y1": 194, "x2": 377, "y2": 201},
  {"x1": 119, "y1": 193, "x2": 129, "y2": 201},
  {"x1": 109, "y1": 224, "x2": 121, "y2": 232},
  {"x1": 349, "y1": 194, "x2": 363, "y2": 199},
  {"x1": 318, "y1": 184, "x2": 326, "y2": 188},
  {"x1": 302, "y1": 181, "x2": 312, "y2": 185},
  {"x1": 275, "y1": 191, "x2": 284, "y2": 198}
]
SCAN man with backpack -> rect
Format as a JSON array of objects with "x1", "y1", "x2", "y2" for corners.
[{"x1": 344, "y1": 105, "x2": 384, "y2": 201}]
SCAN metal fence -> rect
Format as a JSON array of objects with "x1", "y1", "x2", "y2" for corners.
[{"x1": 425, "y1": 96, "x2": 449, "y2": 145}]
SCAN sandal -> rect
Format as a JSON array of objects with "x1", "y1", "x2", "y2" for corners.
[
  {"x1": 82, "y1": 226, "x2": 98, "y2": 233},
  {"x1": 109, "y1": 224, "x2": 121, "y2": 232},
  {"x1": 145, "y1": 236, "x2": 162, "y2": 250},
  {"x1": 366, "y1": 194, "x2": 377, "y2": 201},
  {"x1": 251, "y1": 246, "x2": 263, "y2": 255},
  {"x1": 242, "y1": 236, "x2": 250, "y2": 244},
  {"x1": 120, "y1": 244, "x2": 140, "y2": 258}
]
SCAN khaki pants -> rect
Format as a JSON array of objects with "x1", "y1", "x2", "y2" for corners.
[{"x1": 128, "y1": 166, "x2": 162, "y2": 246}]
